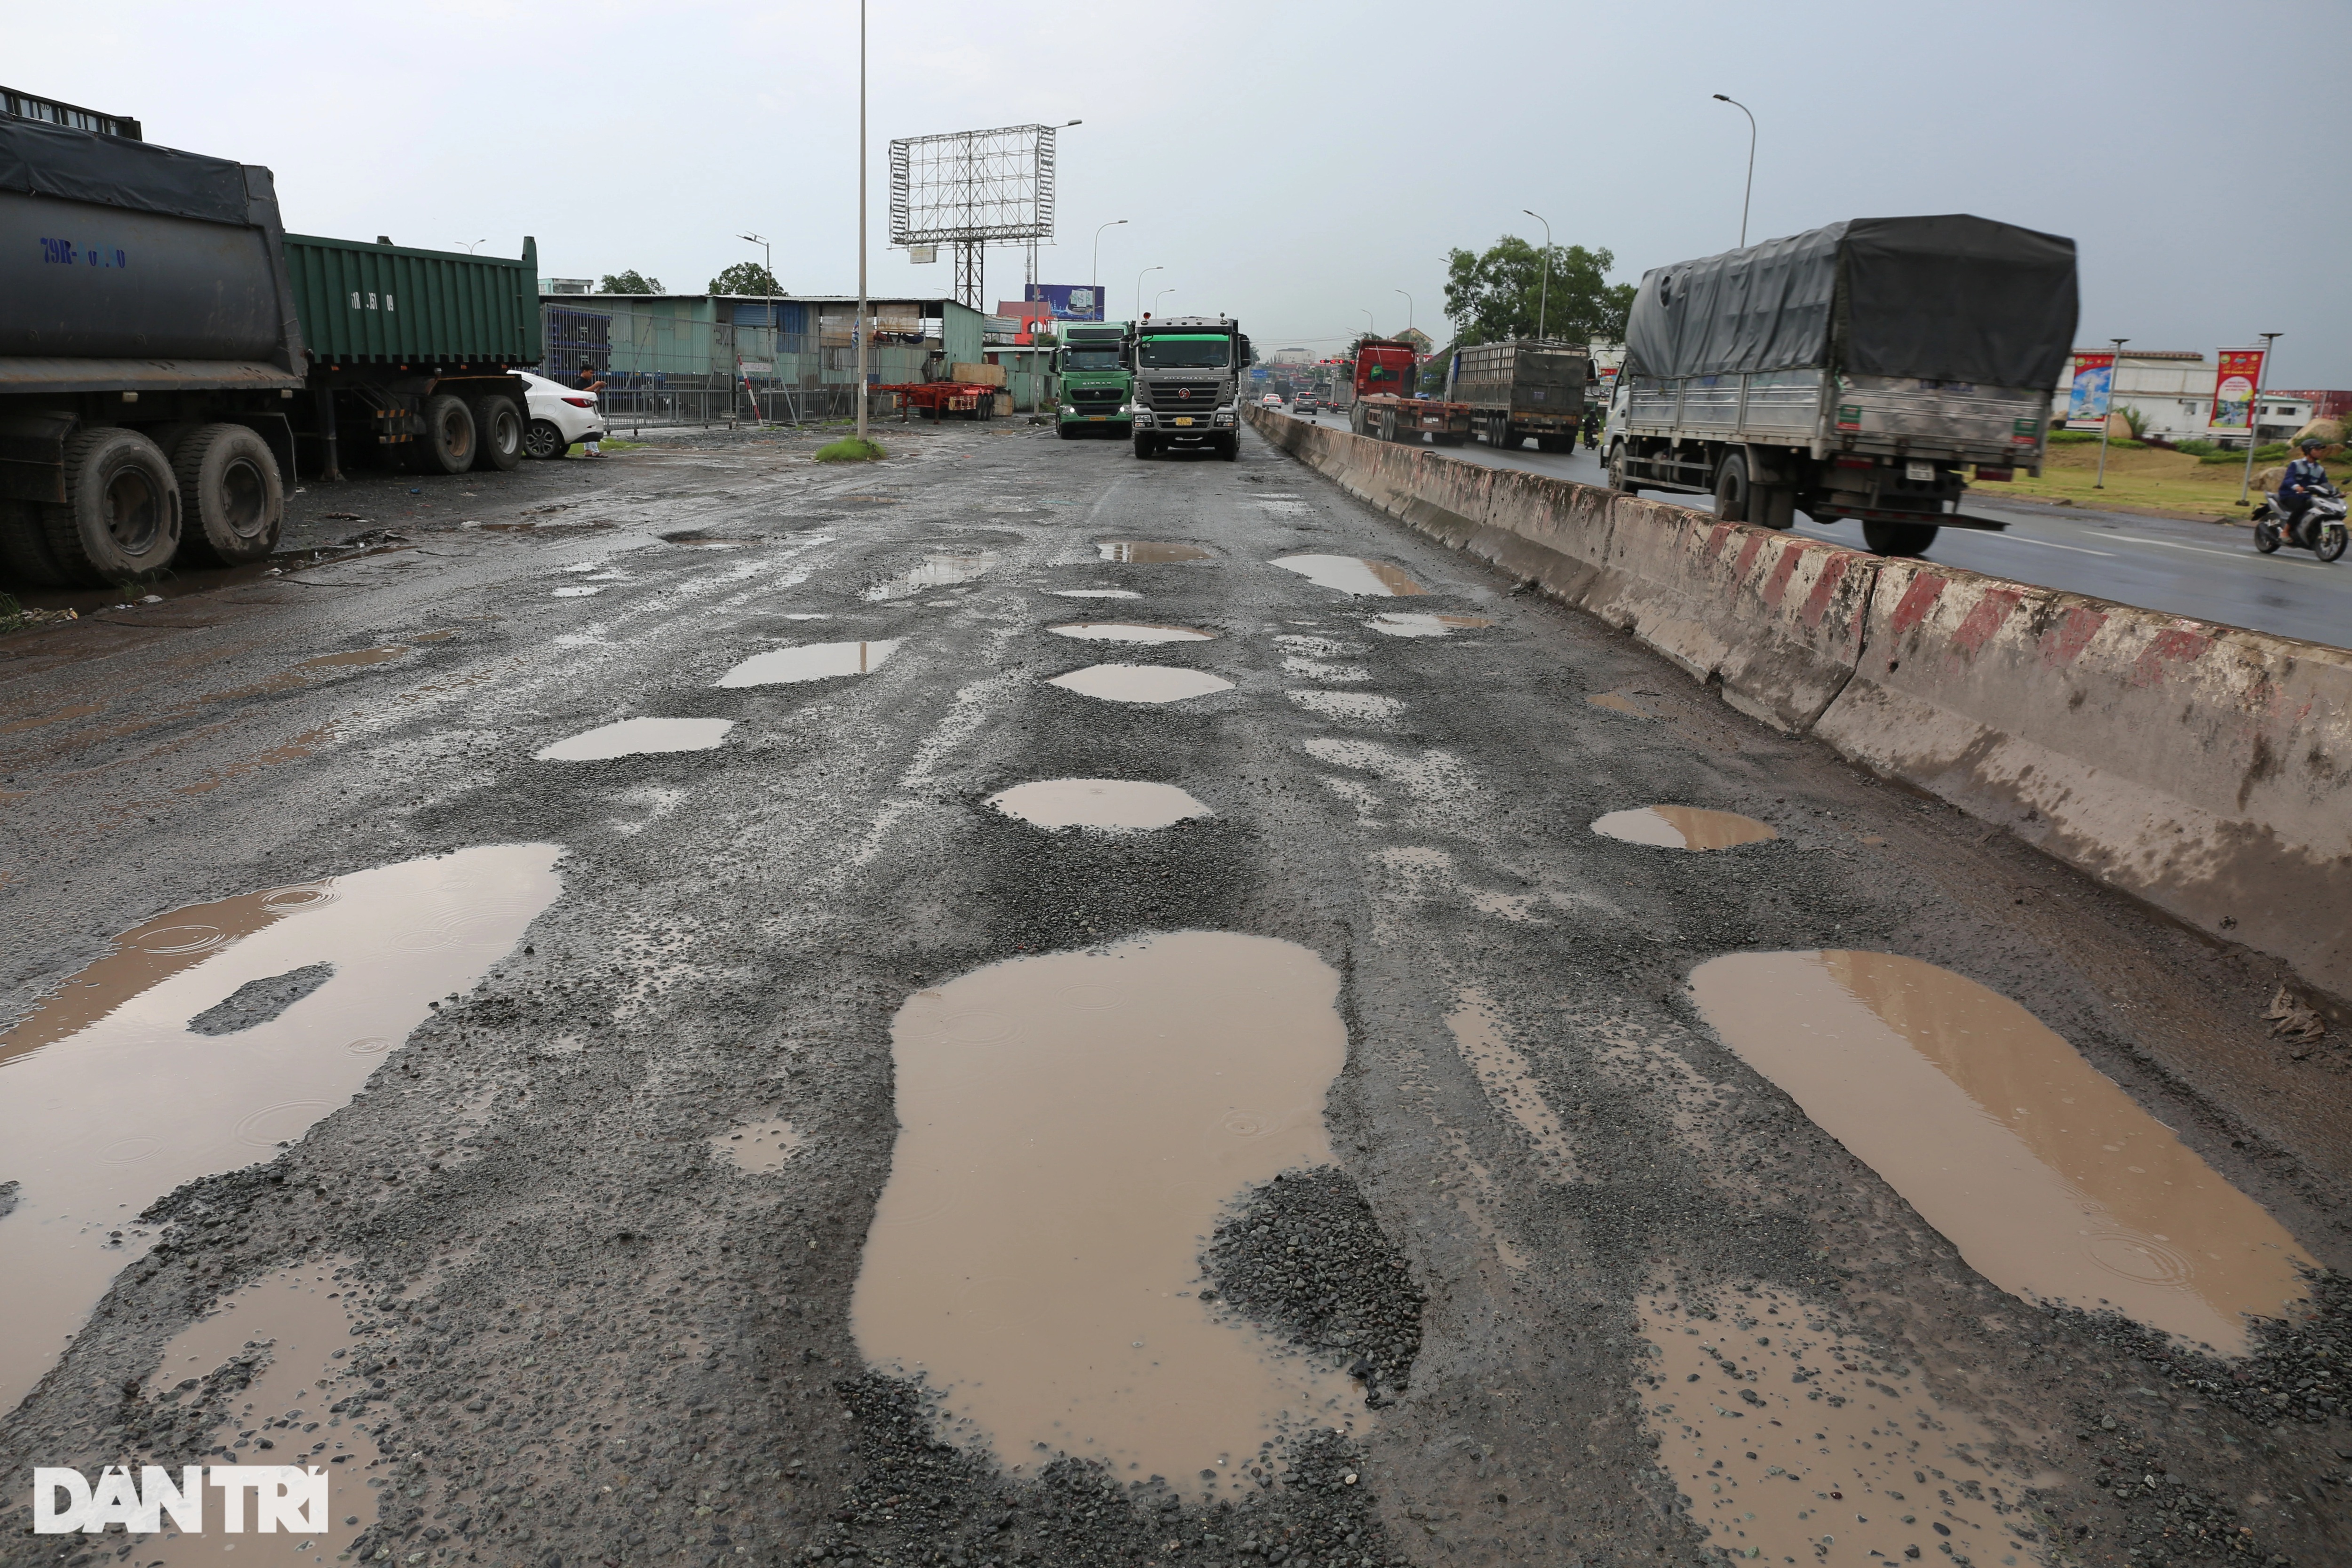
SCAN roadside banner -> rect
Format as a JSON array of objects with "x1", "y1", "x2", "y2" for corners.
[
  {"x1": 2063, "y1": 352, "x2": 2115, "y2": 430},
  {"x1": 2208, "y1": 348, "x2": 2265, "y2": 435},
  {"x1": 1020, "y1": 284, "x2": 1104, "y2": 322}
]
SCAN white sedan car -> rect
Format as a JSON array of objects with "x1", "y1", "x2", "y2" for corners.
[
  {"x1": 516, "y1": 370, "x2": 609, "y2": 459},
  {"x1": 1260, "y1": 392, "x2": 1284, "y2": 408}
]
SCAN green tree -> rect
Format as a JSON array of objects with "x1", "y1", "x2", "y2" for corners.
[
  {"x1": 708, "y1": 262, "x2": 782, "y2": 296},
  {"x1": 599, "y1": 270, "x2": 664, "y2": 294},
  {"x1": 1442, "y1": 236, "x2": 1634, "y2": 347}
]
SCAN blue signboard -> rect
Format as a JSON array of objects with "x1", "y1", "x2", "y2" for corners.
[
  {"x1": 1022, "y1": 283, "x2": 1105, "y2": 322},
  {"x1": 1250, "y1": 366, "x2": 1269, "y2": 380}
]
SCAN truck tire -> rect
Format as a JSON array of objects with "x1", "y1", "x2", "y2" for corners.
[
  {"x1": 1057, "y1": 422, "x2": 1077, "y2": 441},
  {"x1": 172, "y1": 423, "x2": 283, "y2": 566},
  {"x1": 523, "y1": 419, "x2": 568, "y2": 460},
  {"x1": 1132, "y1": 433, "x2": 1154, "y2": 460},
  {"x1": 1535, "y1": 433, "x2": 1568, "y2": 453},
  {"x1": 1349, "y1": 406, "x2": 1367, "y2": 437},
  {"x1": 0, "y1": 500, "x2": 72, "y2": 587},
  {"x1": 1713, "y1": 452, "x2": 1751, "y2": 522},
  {"x1": 1862, "y1": 521, "x2": 1939, "y2": 557},
  {"x1": 42, "y1": 427, "x2": 182, "y2": 585},
  {"x1": 1217, "y1": 434, "x2": 1239, "y2": 461},
  {"x1": 1754, "y1": 486, "x2": 1797, "y2": 531},
  {"x1": 1607, "y1": 443, "x2": 1640, "y2": 495},
  {"x1": 417, "y1": 394, "x2": 477, "y2": 475},
  {"x1": 470, "y1": 395, "x2": 524, "y2": 472}
]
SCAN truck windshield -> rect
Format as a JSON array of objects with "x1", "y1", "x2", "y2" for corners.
[
  {"x1": 1062, "y1": 349, "x2": 1123, "y2": 372},
  {"x1": 1138, "y1": 337, "x2": 1231, "y2": 369}
]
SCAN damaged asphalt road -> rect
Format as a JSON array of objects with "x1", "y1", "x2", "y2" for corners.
[{"x1": 3, "y1": 420, "x2": 2349, "y2": 1568}]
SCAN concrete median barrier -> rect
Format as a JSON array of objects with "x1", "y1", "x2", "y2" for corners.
[{"x1": 1246, "y1": 406, "x2": 2352, "y2": 1002}]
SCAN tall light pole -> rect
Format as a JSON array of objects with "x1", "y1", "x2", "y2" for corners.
[
  {"x1": 1153, "y1": 287, "x2": 1175, "y2": 318},
  {"x1": 2239, "y1": 330, "x2": 2284, "y2": 504},
  {"x1": 1523, "y1": 208, "x2": 1551, "y2": 341},
  {"x1": 854, "y1": 0, "x2": 868, "y2": 443},
  {"x1": 1711, "y1": 95, "x2": 1756, "y2": 247},
  {"x1": 455, "y1": 238, "x2": 487, "y2": 254},
  {"x1": 1093, "y1": 219, "x2": 1127, "y2": 310},
  {"x1": 1394, "y1": 288, "x2": 1413, "y2": 337},
  {"x1": 740, "y1": 231, "x2": 774, "y2": 427},
  {"x1": 1135, "y1": 264, "x2": 1162, "y2": 320},
  {"x1": 2094, "y1": 337, "x2": 2127, "y2": 488},
  {"x1": 1361, "y1": 308, "x2": 1375, "y2": 336}
]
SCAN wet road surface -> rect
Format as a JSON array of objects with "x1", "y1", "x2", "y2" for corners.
[
  {"x1": 4, "y1": 422, "x2": 2349, "y2": 1568},
  {"x1": 1294, "y1": 409, "x2": 2352, "y2": 648}
]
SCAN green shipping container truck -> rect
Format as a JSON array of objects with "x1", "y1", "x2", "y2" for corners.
[{"x1": 0, "y1": 104, "x2": 545, "y2": 587}]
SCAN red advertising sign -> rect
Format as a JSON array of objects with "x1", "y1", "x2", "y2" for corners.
[
  {"x1": 2063, "y1": 352, "x2": 2115, "y2": 430},
  {"x1": 2208, "y1": 348, "x2": 2265, "y2": 434}
]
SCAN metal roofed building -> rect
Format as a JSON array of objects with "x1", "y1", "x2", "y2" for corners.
[{"x1": 538, "y1": 291, "x2": 984, "y2": 392}]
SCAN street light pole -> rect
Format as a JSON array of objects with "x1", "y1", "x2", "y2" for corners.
[
  {"x1": 1711, "y1": 95, "x2": 1756, "y2": 247},
  {"x1": 1394, "y1": 288, "x2": 1413, "y2": 337},
  {"x1": 1093, "y1": 219, "x2": 1127, "y2": 309},
  {"x1": 1361, "y1": 308, "x2": 1375, "y2": 336},
  {"x1": 2239, "y1": 331, "x2": 2284, "y2": 504},
  {"x1": 854, "y1": 0, "x2": 868, "y2": 443},
  {"x1": 2094, "y1": 337, "x2": 2127, "y2": 488},
  {"x1": 1153, "y1": 288, "x2": 1175, "y2": 318},
  {"x1": 1523, "y1": 208, "x2": 1551, "y2": 341},
  {"x1": 1135, "y1": 264, "x2": 1162, "y2": 320},
  {"x1": 740, "y1": 231, "x2": 773, "y2": 426}
]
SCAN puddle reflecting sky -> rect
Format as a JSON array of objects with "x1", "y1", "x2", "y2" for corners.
[
  {"x1": 1638, "y1": 1286, "x2": 2042, "y2": 1568},
  {"x1": 144, "y1": 1258, "x2": 382, "y2": 1568},
  {"x1": 1271, "y1": 556, "x2": 1426, "y2": 597},
  {"x1": 1593, "y1": 806, "x2": 1779, "y2": 851},
  {"x1": 1052, "y1": 589, "x2": 1142, "y2": 600},
  {"x1": 854, "y1": 932, "x2": 1365, "y2": 1492},
  {"x1": 865, "y1": 554, "x2": 995, "y2": 601},
  {"x1": 1691, "y1": 951, "x2": 2313, "y2": 1352},
  {"x1": 717, "y1": 639, "x2": 901, "y2": 687},
  {"x1": 1097, "y1": 541, "x2": 1211, "y2": 563},
  {"x1": 987, "y1": 779, "x2": 1212, "y2": 831},
  {"x1": 1366, "y1": 613, "x2": 1493, "y2": 637},
  {"x1": 1048, "y1": 665, "x2": 1234, "y2": 705},
  {"x1": 1046, "y1": 623, "x2": 1216, "y2": 644},
  {"x1": 536, "y1": 716, "x2": 734, "y2": 761},
  {"x1": 0, "y1": 847, "x2": 561, "y2": 1410}
]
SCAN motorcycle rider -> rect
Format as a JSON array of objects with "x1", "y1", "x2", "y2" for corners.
[{"x1": 2279, "y1": 436, "x2": 2333, "y2": 546}]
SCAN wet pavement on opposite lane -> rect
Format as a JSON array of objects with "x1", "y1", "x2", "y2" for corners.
[{"x1": 3, "y1": 420, "x2": 2347, "y2": 1568}]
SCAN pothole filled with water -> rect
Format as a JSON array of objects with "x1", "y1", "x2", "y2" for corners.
[
  {"x1": 717, "y1": 639, "x2": 901, "y2": 687},
  {"x1": 1586, "y1": 691, "x2": 1649, "y2": 716},
  {"x1": 141, "y1": 1258, "x2": 384, "y2": 1568},
  {"x1": 1366, "y1": 613, "x2": 1492, "y2": 637},
  {"x1": 866, "y1": 554, "x2": 995, "y2": 601},
  {"x1": 1690, "y1": 950, "x2": 2313, "y2": 1352},
  {"x1": 853, "y1": 932, "x2": 1367, "y2": 1493},
  {"x1": 1046, "y1": 622, "x2": 1216, "y2": 644},
  {"x1": 987, "y1": 779, "x2": 1213, "y2": 831},
  {"x1": 1048, "y1": 665, "x2": 1234, "y2": 705},
  {"x1": 1637, "y1": 1285, "x2": 2044, "y2": 1568},
  {"x1": 1052, "y1": 588, "x2": 1142, "y2": 600},
  {"x1": 0, "y1": 846, "x2": 562, "y2": 1409},
  {"x1": 1097, "y1": 541, "x2": 1212, "y2": 563},
  {"x1": 551, "y1": 586, "x2": 604, "y2": 598},
  {"x1": 536, "y1": 716, "x2": 735, "y2": 761},
  {"x1": 713, "y1": 1117, "x2": 805, "y2": 1174},
  {"x1": 1271, "y1": 556, "x2": 1426, "y2": 597},
  {"x1": 1593, "y1": 806, "x2": 1779, "y2": 851}
]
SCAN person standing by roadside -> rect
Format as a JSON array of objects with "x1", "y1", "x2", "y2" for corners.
[{"x1": 572, "y1": 362, "x2": 609, "y2": 457}]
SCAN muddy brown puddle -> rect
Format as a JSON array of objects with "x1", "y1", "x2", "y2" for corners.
[
  {"x1": 1586, "y1": 690, "x2": 1649, "y2": 716},
  {"x1": 1097, "y1": 541, "x2": 1211, "y2": 563},
  {"x1": 1593, "y1": 806, "x2": 1779, "y2": 851},
  {"x1": 0, "y1": 846, "x2": 562, "y2": 1410},
  {"x1": 713, "y1": 1117, "x2": 805, "y2": 1174},
  {"x1": 853, "y1": 932, "x2": 1366, "y2": 1493},
  {"x1": 535, "y1": 716, "x2": 735, "y2": 761},
  {"x1": 1638, "y1": 1284, "x2": 2046, "y2": 1567},
  {"x1": 1271, "y1": 556, "x2": 1426, "y2": 597},
  {"x1": 139, "y1": 1258, "x2": 386, "y2": 1568},
  {"x1": 1690, "y1": 951, "x2": 2313, "y2": 1352},
  {"x1": 987, "y1": 779, "x2": 1213, "y2": 831},
  {"x1": 1047, "y1": 665, "x2": 1234, "y2": 705},
  {"x1": 1046, "y1": 622, "x2": 1216, "y2": 644},
  {"x1": 717, "y1": 639, "x2": 901, "y2": 687}
]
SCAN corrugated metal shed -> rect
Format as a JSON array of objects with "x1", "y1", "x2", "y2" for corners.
[{"x1": 285, "y1": 234, "x2": 542, "y2": 366}]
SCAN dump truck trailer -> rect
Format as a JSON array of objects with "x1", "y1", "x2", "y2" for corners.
[
  {"x1": 1446, "y1": 338, "x2": 1589, "y2": 452},
  {"x1": 1348, "y1": 336, "x2": 1470, "y2": 446},
  {"x1": 0, "y1": 109, "x2": 540, "y2": 588},
  {"x1": 1603, "y1": 214, "x2": 2078, "y2": 556}
]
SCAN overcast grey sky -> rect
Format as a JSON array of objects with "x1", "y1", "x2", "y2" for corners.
[{"x1": 17, "y1": 1, "x2": 2352, "y2": 383}]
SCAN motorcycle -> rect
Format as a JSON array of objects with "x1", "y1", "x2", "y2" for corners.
[
  {"x1": 2251, "y1": 481, "x2": 2349, "y2": 562},
  {"x1": 1581, "y1": 422, "x2": 1599, "y2": 453}
]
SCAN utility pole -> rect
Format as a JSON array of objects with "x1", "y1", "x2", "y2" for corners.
[
  {"x1": 2094, "y1": 338, "x2": 2127, "y2": 487},
  {"x1": 2239, "y1": 331, "x2": 2284, "y2": 504},
  {"x1": 1711, "y1": 95, "x2": 1756, "y2": 247},
  {"x1": 739, "y1": 231, "x2": 773, "y2": 426},
  {"x1": 855, "y1": 0, "x2": 869, "y2": 443},
  {"x1": 1523, "y1": 208, "x2": 1551, "y2": 340}
]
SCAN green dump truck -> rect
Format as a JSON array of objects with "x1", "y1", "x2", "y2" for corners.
[
  {"x1": 1054, "y1": 320, "x2": 1133, "y2": 438},
  {"x1": 0, "y1": 102, "x2": 541, "y2": 587}
]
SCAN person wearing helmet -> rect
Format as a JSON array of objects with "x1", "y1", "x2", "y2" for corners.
[{"x1": 2280, "y1": 436, "x2": 2333, "y2": 546}]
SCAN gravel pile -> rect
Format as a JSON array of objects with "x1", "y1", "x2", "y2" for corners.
[{"x1": 1200, "y1": 1167, "x2": 1424, "y2": 1405}]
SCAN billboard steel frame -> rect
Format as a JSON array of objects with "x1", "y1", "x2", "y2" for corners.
[{"x1": 889, "y1": 123, "x2": 1059, "y2": 310}]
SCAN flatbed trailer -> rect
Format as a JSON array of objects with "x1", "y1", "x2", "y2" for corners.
[
  {"x1": 1341, "y1": 335, "x2": 1471, "y2": 446},
  {"x1": 879, "y1": 382, "x2": 1001, "y2": 421}
]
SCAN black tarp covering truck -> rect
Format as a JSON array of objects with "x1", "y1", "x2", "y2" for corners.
[
  {"x1": 1603, "y1": 214, "x2": 2078, "y2": 556},
  {"x1": 0, "y1": 108, "x2": 540, "y2": 588}
]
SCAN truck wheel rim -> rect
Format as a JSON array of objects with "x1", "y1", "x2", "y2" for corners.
[
  {"x1": 442, "y1": 409, "x2": 474, "y2": 460},
  {"x1": 103, "y1": 467, "x2": 163, "y2": 554},
  {"x1": 221, "y1": 458, "x2": 270, "y2": 541}
]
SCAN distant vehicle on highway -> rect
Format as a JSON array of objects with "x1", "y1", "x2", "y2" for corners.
[
  {"x1": 1294, "y1": 394, "x2": 1320, "y2": 414},
  {"x1": 1347, "y1": 337, "x2": 1470, "y2": 444},
  {"x1": 1054, "y1": 321, "x2": 1134, "y2": 439},
  {"x1": 1446, "y1": 340, "x2": 1590, "y2": 453},
  {"x1": 1261, "y1": 392, "x2": 1286, "y2": 408},
  {"x1": 1605, "y1": 215, "x2": 2078, "y2": 557},
  {"x1": 1130, "y1": 316, "x2": 1250, "y2": 460},
  {"x1": 516, "y1": 371, "x2": 609, "y2": 459}
]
